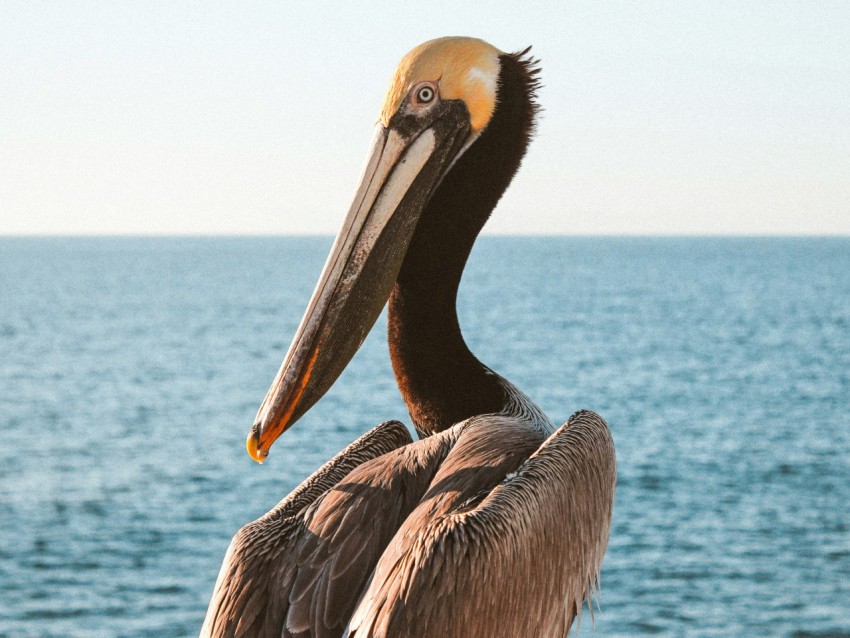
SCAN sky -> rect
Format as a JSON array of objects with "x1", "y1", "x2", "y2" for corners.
[{"x1": 1, "y1": 1, "x2": 848, "y2": 235}]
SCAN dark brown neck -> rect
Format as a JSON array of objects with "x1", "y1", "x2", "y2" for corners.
[{"x1": 388, "y1": 51, "x2": 540, "y2": 436}]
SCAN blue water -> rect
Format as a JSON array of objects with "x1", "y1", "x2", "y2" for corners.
[{"x1": 1, "y1": 237, "x2": 848, "y2": 637}]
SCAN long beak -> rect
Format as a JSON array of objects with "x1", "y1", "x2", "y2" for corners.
[{"x1": 247, "y1": 109, "x2": 470, "y2": 462}]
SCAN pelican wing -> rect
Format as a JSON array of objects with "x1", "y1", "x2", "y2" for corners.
[
  {"x1": 279, "y1": 427, "x2": 460, "y2": 638},
  {"x1": 201, "y1": 420, "x2": 413, "y2": 638},
  {"x1": 346, "y1": 410, "x2": 616, "y2": 638}
]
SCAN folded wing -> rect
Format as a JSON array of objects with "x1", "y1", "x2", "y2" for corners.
[
  {"x1": 346, "y1": 410, "x2": 616, "y2": 638},
  {"x1": 201, "y1": 420, "x2": 415, "y2": 638}
]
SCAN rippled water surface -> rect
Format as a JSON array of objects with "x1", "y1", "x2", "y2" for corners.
[{"x1": 1, "y1": 237, "x2": 848, "y2": 637}]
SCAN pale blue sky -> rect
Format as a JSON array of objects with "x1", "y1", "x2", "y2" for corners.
[{"x1": 2, "y1": 1, "x2": 848, "y2": 235}]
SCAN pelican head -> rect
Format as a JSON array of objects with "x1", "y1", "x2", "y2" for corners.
[{"x1": 247, "y1": 38, "x2": 514, "y2": 462}]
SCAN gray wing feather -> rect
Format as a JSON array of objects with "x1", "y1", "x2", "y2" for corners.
[
  {"x1": 200, "y1": 420, "x2": 413, "y2": 638},
  {"x1": 281, "y1": 426, "x2": 459, "y2": 637}
]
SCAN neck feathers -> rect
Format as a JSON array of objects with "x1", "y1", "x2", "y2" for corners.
[{"x1": 389, "y1": 50, "x2": 542, "y2": 436}]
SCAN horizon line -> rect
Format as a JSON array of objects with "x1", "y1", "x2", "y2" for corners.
[{"x1": 1, "y1": 232, "x2": 848, "y2": 239}]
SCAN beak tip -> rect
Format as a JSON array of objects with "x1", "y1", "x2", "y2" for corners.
[{"x1": 246, "y1": 426, "x2": 268, "y2": 464}]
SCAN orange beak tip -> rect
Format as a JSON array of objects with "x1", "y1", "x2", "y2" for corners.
[{"x1": 246, "y1": 431, "x2": 268, "y2": 464}]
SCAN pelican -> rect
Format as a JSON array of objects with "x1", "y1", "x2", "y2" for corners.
[{"x1": 202, "y1": 37, "x2": 616, "y2": 638}]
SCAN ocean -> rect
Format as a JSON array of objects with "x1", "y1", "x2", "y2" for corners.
[{"x1": 1, "y1": 237, "x2": 848, "y2": 637}]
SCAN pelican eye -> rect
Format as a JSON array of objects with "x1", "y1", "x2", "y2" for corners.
[{"x1": 411, "y1": 83, "x2": 438, "y2": 107}]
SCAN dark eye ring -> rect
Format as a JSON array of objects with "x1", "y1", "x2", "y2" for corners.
[{"x1": 414, "y1": 84, "x2": 436, "y2": 105}]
